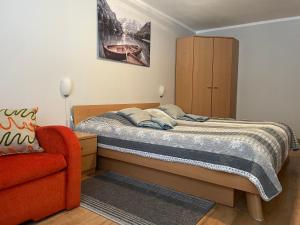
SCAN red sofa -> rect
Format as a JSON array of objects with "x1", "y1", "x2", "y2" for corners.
[{"x1": 0, "y1": 126, "x2": 81, "y2": 225}]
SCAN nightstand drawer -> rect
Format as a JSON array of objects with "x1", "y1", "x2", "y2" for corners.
[
  {"x1": 81, "y1": 154, "x2": 97, "y2": 172},
  {"x1": 75, "y1": 131, "x2": 97, "y2": 177},
  {"x1": 80, "y1": 138, "x2": 97, "y2": 156}
]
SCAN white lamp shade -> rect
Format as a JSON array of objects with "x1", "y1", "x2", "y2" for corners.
[
  {"x1": 158, "y1": 85, "x2": 165, "y2": 98},
  {"x1": 60, "y1": 78, "x2": 72, "y2": 97}
]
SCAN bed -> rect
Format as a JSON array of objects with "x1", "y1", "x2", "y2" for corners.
[{"x1": 73, "y1": 103, "x2": 298, "y2": 221}]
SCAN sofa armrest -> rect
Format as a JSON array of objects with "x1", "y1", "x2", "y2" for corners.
[{"x1": 36, "y1": 126, "x2": 81, "y2": 209}]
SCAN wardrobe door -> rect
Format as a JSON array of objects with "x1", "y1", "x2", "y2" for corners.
[
  {"x1": 192, "y1": 37, "x2": 214, "y2": 116},
  {"x1": 212, "y1": 38, "x2": 237, "y2": 118},
  {"x1": 176, "y1": 37, "x2": 194, "y2": 113}
]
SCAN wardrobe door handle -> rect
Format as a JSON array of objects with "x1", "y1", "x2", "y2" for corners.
[
  {"x1": 207, "y1": 87, "x2": 213, "y2": 89},
  {"x1": 213, "y1": 87, "x2": 219, "y2": 89}
]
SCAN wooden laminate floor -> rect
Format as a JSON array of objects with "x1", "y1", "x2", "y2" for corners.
[{"x1": 37, "y1": 151, "x2": 300, "y2": 225}]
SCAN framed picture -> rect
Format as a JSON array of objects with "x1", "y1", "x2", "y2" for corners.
[{"x1": 97, "y1": 0, "x2": 151, "y2": 67}]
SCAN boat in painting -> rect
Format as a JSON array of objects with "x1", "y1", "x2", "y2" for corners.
[
  {"x1": 126, "y1": 52, "x2": 147, "y2": 66},
  {"x1": 102, "y1": 44, "x2": 142, "y2": 61}
]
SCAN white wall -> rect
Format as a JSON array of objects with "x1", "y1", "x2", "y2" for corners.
[
  {"x1": 197, "y1": 19, "x2": 300, "y2": 136},
  {"x1": 0, "y1": 0, "x2": 192, "y2": 125}
]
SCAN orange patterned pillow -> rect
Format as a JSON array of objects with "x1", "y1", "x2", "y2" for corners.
[{"x1": 0, "y1": 108, "x2": 43, "y2": 156}]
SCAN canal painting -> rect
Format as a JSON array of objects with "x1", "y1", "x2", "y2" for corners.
[{"x1": 97, "y1": 0, "x2": 151, "y2": 67}]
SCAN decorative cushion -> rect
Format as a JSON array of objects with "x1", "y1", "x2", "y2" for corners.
[{"x1": 0, "y1": 108, "x2": 43, "y2": 156}]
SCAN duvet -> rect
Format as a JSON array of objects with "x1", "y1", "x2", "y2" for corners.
[{"x1": 75, "y1": 112, "x2": 299, "y2": 201}]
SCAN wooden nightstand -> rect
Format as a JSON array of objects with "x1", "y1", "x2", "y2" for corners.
[{"x1": 75, "y1": 132, "x2": 97, "y2": 178}]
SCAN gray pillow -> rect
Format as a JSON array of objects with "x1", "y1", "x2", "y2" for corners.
[
  {"x1": 159, "y1": 104, "x2": 185, "y2": 119},
  {"x1": 145, "y1": 108, "x2": 177, "y2": 126},
  {"x1": 138, "y1": 120, "x2": 163, "y2": 129},
  {"x1": 151, "y1": 117, "x2": 174, "y2": 130},
  {"x1": 117, "y1": 107, "x2": 173, "y2": 130},
  {"x1": 118, "y1": 107, "x2": 142, "y2": 117},
  {"x1": 117, "y1": 108, "x2": 151, "y2": 126}
]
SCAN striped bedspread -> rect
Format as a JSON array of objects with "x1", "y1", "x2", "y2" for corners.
[{"x1": 75, "y1": 113, "x2": 299, "y2": 201}]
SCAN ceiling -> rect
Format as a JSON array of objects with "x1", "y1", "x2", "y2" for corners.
[{"x1": 140, "y1": 0, "x2": 300, "y2": 31}]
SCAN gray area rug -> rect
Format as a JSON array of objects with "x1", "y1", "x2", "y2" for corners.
[{"x1": 81, "y1": 172, "x2": 215, "y2": 225}]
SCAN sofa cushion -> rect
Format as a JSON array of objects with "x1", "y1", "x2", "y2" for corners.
[
  {"x1": 0, "y1": 108, "x2": 43, "y2": 156},
  {"x1": 0, "y1": 153, "x2": 67, "y2": 190}
]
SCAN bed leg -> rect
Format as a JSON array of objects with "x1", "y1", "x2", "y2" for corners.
[{"x1": 246, "y1": 193, "x2": 264, "y2": 221}]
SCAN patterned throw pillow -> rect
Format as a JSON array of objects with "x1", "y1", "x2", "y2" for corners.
[{"x1": 0, "y1": 108, "x2": 43, "y2": 156}]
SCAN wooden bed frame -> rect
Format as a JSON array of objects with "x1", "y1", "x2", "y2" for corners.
[{"x1": 73, "y1": 103, "x2": 286, "y2": 221}]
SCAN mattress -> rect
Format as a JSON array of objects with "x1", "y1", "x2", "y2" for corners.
[{"x1": 75, "y1": 112, "x2": 299, "y2": 201}]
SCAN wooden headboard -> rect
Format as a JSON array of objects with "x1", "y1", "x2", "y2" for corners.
[{"x1": 72, "y1": 103, "x2": 160, "y2": 126}]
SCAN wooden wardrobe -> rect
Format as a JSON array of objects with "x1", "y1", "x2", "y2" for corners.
[{"x1": 175, "y1": 36, "x2": 239, "y2": 118}]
